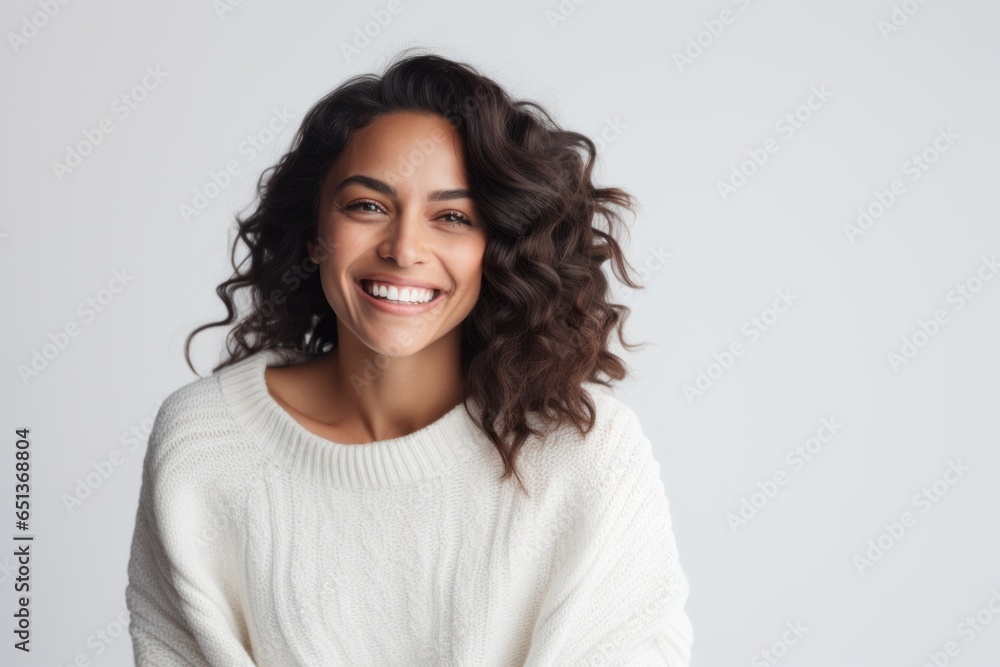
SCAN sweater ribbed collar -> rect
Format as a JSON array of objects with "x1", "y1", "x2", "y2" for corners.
[{"x1": 216, "y1": 346, "x2": 487, "y2": 489}]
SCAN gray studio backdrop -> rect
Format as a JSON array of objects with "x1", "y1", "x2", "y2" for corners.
[{"x1": 3, "y1": 0, "x2": 999, "y2": 665}]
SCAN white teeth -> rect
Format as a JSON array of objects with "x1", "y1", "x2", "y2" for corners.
[{"x1": 363, "y1": 280, "x2": 436, "y2": 304}]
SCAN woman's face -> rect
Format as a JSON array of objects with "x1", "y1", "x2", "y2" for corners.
[{"x1": 308, "y1": 110, "x2": 488, "y2": 359}]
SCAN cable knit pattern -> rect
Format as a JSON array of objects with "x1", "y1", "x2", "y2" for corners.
[{"x1": 125, "y1": 347, "x2": 693, "y2": 666}]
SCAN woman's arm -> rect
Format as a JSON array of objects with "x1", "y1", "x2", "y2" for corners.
[{"x1": 125, "y1": 396, "x2": 257, "y2": 666}]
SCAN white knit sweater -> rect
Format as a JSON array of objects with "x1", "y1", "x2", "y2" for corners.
[{"x1": 125, "y1": 347, "x2": 693, "y2": 666}]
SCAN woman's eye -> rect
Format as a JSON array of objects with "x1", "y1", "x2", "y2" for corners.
[
  {"x1": 344, "y1": 201, "x2": 472, "y2": 227},
  {"x1": 441, "y1": 211, "x2": 473, "y2": 226},
  {"x1": 345, "y1": 200, "x2": 384, "y2": 214}
]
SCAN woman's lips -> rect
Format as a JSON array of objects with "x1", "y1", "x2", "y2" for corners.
[{"x1": 354, "y1": 280, "x2": 445, "y2": 315}]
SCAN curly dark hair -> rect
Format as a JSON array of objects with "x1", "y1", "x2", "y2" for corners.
[{"x1": 185, "y1": 47, "x2": 648, "y2": 493}]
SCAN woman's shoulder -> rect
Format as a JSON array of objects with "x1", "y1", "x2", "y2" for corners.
[
  {"x1": 140, "y1": 359, "x2": 265, "y2": 492},
  {"x1": 513, "y1": 384, "x2": 674, "y2": 558},
  {"x1": 525, "y1": 382, "x2": 656, "y2": 483},
  {"x1": 577, "y1": 381, "x2": 649, "y2": 451},
  {"x1": 152, "y1": 371, "x2": 230, "y2": 441},
  {"x1": 141, "y1": 375, "x2": 226, "y2": 473},
  {"x1": 151, "y1": 347, "x2": 296, "y2": 443},
  {"x1": 132, "y1": 372, "x2": 258, "y2": 575}
]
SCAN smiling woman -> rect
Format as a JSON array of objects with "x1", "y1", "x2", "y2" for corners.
[
  {"x1": 308, "y1": 111, "x2": 489, "y2": 379},
  {"x1": 124, "y1": 47, "x2": 693, "y2": 666}
]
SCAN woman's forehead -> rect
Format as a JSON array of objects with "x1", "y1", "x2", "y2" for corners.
[{"x1": 327, "y1": 115, "x2": 470, "y2": 191}]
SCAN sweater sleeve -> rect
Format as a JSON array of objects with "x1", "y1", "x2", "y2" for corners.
[
  {"x1": 523, "y1": 406, "x2": 694, "y2": 666},
  {"x1": 125, "y1": 394, "x2": 257, "y2": 666}
]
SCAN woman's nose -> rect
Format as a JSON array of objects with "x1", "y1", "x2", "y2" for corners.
[{"x1": 378, "y1": 209, "x2": 427, "y2": 266}]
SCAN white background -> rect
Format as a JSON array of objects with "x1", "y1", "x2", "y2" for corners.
[{"x1": 2, "y1": 0, "x2": 999, "y2": 665}]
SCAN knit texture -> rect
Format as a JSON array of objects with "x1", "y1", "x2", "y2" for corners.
[{"x1": 125, "y1": 347, "x2": 693, "y2": 666}]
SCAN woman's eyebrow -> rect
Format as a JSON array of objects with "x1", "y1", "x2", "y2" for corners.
[{"x1": 333, "y1": 174, "x2": 472, "y2": 202}]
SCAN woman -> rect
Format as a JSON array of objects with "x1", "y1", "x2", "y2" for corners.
[{"x1": 125, "y1": 49, "x2": 693, "y2": 666}]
